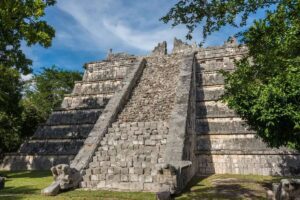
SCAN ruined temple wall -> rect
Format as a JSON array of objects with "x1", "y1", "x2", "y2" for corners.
[
  {"x1": 194, "y1": 45, "x2": 300, "y2": 176},
  {"x1": 0, "y1": 55, "x2": 139, "y2": 170}
]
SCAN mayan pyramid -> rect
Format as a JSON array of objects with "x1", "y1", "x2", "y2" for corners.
[{"x1": 1, "y1": 39, "x2": 300, "y2": 192}]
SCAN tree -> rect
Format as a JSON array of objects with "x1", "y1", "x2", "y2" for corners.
[
  {"x1": 0, "y1": 65, "x2": 23, "y2": 153},
  {"x1": 162, "y1": 0, "x2": 300, "y2": 150},
  {"x1": 0, "y1": 0, "x2": 56, "y2": 153},
  {"x1": 161, "y1": 0, "x2": 279, "y2": 40},
  {"x1": 21, "y1": 66, "x2": 82, "y2": 138},
  {"x1": 0, "y1": 0, "x2": 56, "y2": 74}
]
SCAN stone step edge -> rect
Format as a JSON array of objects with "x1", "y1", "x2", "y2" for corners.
[
  {"x1": 43, "y1": 122, "x2": 97, "y2": 126},
  {"x1": 195, "y1": 150, "x2": 300, "y2": 155},
  {"x1": 65, "y1": 92, "x2": 115, "y2": 98},
  {"x1": 3, "y1": 152, "x2": 78, "y2": 156},
  {"x1": 25, "y1": 139, "x2": 86, "y2": 142},
  {"x1": 53, "y1": 108, "x2": 104, "y2": 112},
  {"x1": 36, "y1": 123, "x2": 95, "y2": 128},
  {"x1": 75, "y1": 78, "x2": 124, "y2": 84}
]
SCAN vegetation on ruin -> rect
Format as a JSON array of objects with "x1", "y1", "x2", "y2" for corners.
[
  {"x1": 0, "y1": 170, "x2": 285, "y2": 200},
  {"x1": 163, "y1": 0, "x2": 300, "y2": 150}
]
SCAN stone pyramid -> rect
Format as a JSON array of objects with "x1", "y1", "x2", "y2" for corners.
[{"x1": 1, "y1": 39, "x2": 300, "y2": 194}]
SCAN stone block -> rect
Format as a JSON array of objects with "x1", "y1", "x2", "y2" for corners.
[
  {"x1": 145, "y1": 176, "x2": 153, "y2": 183},
  {"x1": 121, "y1": 175, "x2": 129, "y2": 182},
  {"x1": 129, "y1": 174, "x2": 139, "y2": 182},
  {"x1": 96, "y1": 181, "x2": 106, "y2": 188}
]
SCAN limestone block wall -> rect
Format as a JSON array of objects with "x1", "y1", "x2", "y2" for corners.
[
  {"x1": 0, "y1": 55, "x2": 138, "y2": 170},
  {"x1": 81, "y1": 121, "x2": 170, "y2": 191},
  {"x1": 195, "y1": 44, "x2": 300, "y2": 176}
]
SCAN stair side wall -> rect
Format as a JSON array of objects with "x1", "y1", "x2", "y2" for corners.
[{"x1": 195, "y1": 45, "x2": 300, "y2": 176}]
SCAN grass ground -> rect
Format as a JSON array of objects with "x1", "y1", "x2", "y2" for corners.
[
  {"x1": 175, "y1": 174, "x2": 282, "y2": 200},
  {"x1": 0, "y1": 171, "x2": 282, "y2": 200}
]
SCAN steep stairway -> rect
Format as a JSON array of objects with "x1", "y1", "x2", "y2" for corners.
[{"x1": 81, "y1": 55, "x2": 182, "y2": 191}]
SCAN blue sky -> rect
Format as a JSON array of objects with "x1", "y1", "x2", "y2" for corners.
[{"x1": 22, "y1": 0, "x2": 267, "y2": 75}]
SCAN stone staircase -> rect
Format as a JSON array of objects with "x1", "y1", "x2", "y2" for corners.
[
  {"x1": 81, "y1": 54, "x2": 183, "y2": 191},
  {"x1": 0, "y1": 54, "x2": 138, "y2": 170}
]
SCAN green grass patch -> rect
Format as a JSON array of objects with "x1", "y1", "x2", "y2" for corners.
[
  {"x1": 0, "y1": 171, "x2": 155, "y2": 200},
  {"x1": 0, "y1": 171, "x2": 286, "y2": 200}
]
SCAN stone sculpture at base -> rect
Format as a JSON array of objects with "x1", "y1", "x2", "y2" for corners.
[
  {"x1": 267, "y1": 179, "x2": 300, "y2": 200},
  {"x1": 41, "y1": 164, "x2": 81, "y2": 196}
]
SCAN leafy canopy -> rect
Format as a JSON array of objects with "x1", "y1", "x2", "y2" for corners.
[
  {"x1": 161, "y1": 0, "x2": 279, "y2": 40},
  {"x1": 222, "y1": 1, "x2": 300, "y2": 150},
  {"x1": 0, "y1": 0, "x2": 56, "y2": 153},
  {"x1": 163, "y1": 0, "x2": 300, "y2": 150},
  {"x1": 0, "y1": 0, "x2": 56, "y2": 74},
  {"x1": 0, "y1": 65, "x2": 23, "y2": 152}
]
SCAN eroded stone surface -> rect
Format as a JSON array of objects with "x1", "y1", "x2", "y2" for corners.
[{"x1": 118, "y1": 55, "x2": 180, "y2": 122}]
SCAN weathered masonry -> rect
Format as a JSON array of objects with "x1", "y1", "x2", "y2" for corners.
[{"x1": 1, "y1": 39, "x2": 300, "y2": 193}]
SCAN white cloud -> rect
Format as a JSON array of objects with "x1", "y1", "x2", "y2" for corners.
[
  {"x1": 54, "y1": 0, "x2": 200, "y2": 54},
  {"x1": 21, "y1": 73, "x2": 33, "y2": 81},
  {"x1": 102, "y1": 19, "x2": 187, "y2": 51}
]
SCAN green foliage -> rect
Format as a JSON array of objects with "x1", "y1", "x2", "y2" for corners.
[
  {"x1": 0, "y1": 0, "x2": 56, "y2": 74},
  {"x1": 0, "y1": 0, "x2": 57, "y2": 153},
  {"x1": 222, "y1": 1, "x2": 300, "y2": 150},
  {"x1": 21, "y1": 66, "x2": 82, "y2": 138},
  {"x1": 161, "y1": 0, "x2": 279, "y2": 40},
  {"x1": 0, "y1": 65, "x2": 23, "y2": 153}
]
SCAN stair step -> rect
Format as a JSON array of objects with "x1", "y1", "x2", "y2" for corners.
[
  {"x1": 45, "y1": 109, "x2": 102, "y2": 125},
  {"x1": 19, "y1": 139, "x2": 84, "y2": 155},
  {"x1": 196, "y1": 71, "x2": 225, "y2": 86},
  {"x1": 196, "y1": 85, "x2": 224, "y2": 101},
  {"x1": 72, "y1": 80, "x2": 123, "y2": 95},
  {"x1": 61, "y1": 96, "x2": 110, "y2": 110},
  {"x1": 32, "y1": 124, "x2": 94, "y2": 139},
  {"x1": 196, "y1": 101, "x2": 237, "y2": 118},
  {"x1": 196, "y1": 118, "x2": 254, "y2": 134}
]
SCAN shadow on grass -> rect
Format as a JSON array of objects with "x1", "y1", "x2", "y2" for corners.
[
  {"x1": 0, "y1": 170, "x2": 51, "y2": 179},
  {"x1": 174, "y1": 175, "x2": 275, "y2": 200}
]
